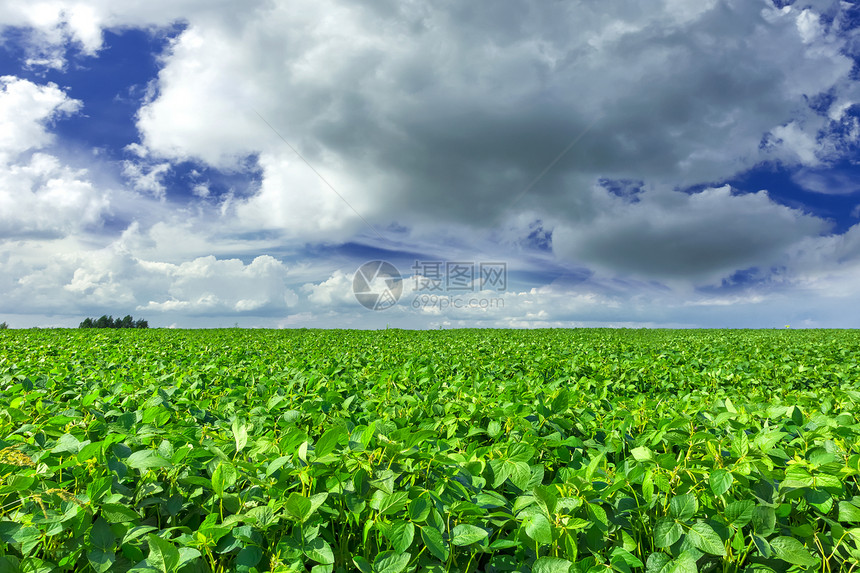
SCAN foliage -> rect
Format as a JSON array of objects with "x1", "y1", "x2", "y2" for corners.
[
  {"x1": 79, "y1": 315, "x2": 148, "y2": 329},
  {"x1": 0, "y1": 322, "x2": 7, "y2": 330},
  {"x1": 0, "y1": 328, "x2": 858, "y2": 572}
]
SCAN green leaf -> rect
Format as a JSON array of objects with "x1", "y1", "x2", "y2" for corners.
[
  {"x1": 687, "y1": 522, "x2": 725, "y2": 556},
  {"x1": 646, "y1": 552, "x2": 699, "y2": 573},
  {"x1": 86, "y1": 549, "x2": 114, "y2": 573},
  {"x1": 231, "y1": 418, "x2": 249, "y2": 452},
  {"x1": 52, "y1": 433, "x2": 81, "y2": 454},
  {"x1": 491, "y1": 459, "x2": 511, "y2": 488},
  {"x1": 236, "y1": 546, "x2": 263, "y2": 568},
  {"x1": 670, "y1": 551, "x2": 699, "y2": 573},
  {"x1": 769, "y1": 536, "x2": 818, "y2": 567},
  {"x1": 611, "y1": 547, "x2": 644, "y2": 569},
  {"x1": 839, "y1": 501, "x2": 860, "y2": 523},
  {"x1": 551, "y1": 389, "x2": 570, "y2": 413},
  {"x1": 315, "y1": 426, "x2": 347, "y2": 458},
  {"x1": 669, "y1": 493, "x2": 697, "y2": 521},
  {"x1": 420, "y1": 526, "x2": 449, "y2": 562},
  {"x1": 308, "y1": 492, "x2": 329, "y2": 516},
  {"x1": 265, "y1": 455, "x2": 291, "y2": 477},
  {"x1": 147, "y1": 534, "x2": 180, "y2": 573},
  {"x1": 509, "y1": 461, "x2": 532, "y2": 490},
  {"x1": 100, "y1": 503, "x2": 140, "y2": 523},
  {"x1": 18, "y1": 558, "x2": 53, "y2": 573},
  {"x1": 752, "y1": 506, "x2": 776, "y2": 535},
  {"x1": 631, "y1": 446, "x2": 654, "y2": 462},
  {"x1": 646, "y1": 552, "x2": 671, "y2": 573},
  {"x1": 534, "y1": 485, "x2": 558, "y2": 517},
  {"x1": 304, "y1": 537, "x2": 334, "y2": 565},
  {"x1": 377, "y1": 490, "x2": 408, "y2": 517},
  {"x1": 211, "y1": 462, "x2": 237, "y2": 498},
  {"x1": 724, "y1": 500, "x2": 755, "y2": 527},
  {"x1": 654, "y1": 519, "x2": 683, "y2": 548},
  {"x1": 533, "y1": 556, "x2": 573, "y2": 573},
  {"x1": 88, "y1": 518, "x2": 115, "y2": 552},
  {"x1": 373, "y1": 550, "x2": 410, "y2": 573},
  {"x1": 285, "y1": 493, "x2": 313, "y2": 522},
  {"x1": 408, "y1": 497, "x2": 431, "y2": 523},
  {"x1": 508, "y1": 443, "x2": 535, "y2": 463},
  {"x1": 352, "y1": 555, "x2": 373, "y2": 573},
  {"x1": 524, "y1": 513, "x2": 554, "y2": 545},
  {"x1": 781, "y1": 465, "x2": 814, "y2": 489},
  {"x1": 385, "y1": 521, "x2": 415, "y2": 554},
  {"x1": 126, "y1": 450, "x2": 171, "y2": 470},
  {"x1": 585, "y1": 452, "x2": 603, "y2": 481},
  {"x1": 177, "y1": 548, "x2": 201, "y2": 569},
  {"x1": 451, "y1": 524, "x2": 488, "y2": 546},
  {"x1": 709, "y1": 470, "x2": 732, "y2": 496}
]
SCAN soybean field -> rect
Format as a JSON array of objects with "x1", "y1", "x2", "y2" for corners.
[{"x1": 0, "y1": 328, "x2": 859, "y2": 573}]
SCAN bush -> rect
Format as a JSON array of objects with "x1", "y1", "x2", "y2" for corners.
[
  {"x1": 79, "y1": 315, "x2": 148, "y2": 329},
  {"x1": 0, "y1": 322, "x2": 8, "y2": 330}
]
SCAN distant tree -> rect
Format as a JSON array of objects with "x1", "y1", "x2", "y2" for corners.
[
  {"x1": 0, "y1": 321, "x2": 8, "y2": 330},
  {"x1": 79, "y1": 315, "x2": 148, "y2": 329}
]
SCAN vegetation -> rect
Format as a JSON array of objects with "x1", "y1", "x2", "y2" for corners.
[
  {"x1": 0, "y1": 328, "x2": 858, "y2": 572},
  {"x1": 0, "y1": 322, "x2": 7, "y2": 330},
  {"x1": 79, "y1": 315, "x2": 148, "y2": 329}
]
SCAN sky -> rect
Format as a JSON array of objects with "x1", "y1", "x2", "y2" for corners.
[{"x1": 0, "y1": 0, "x2": 859, "y2": 329}]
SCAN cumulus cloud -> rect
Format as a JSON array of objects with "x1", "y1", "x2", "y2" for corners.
[
  {"x1": 125, "y1": 0, "x2": 857, "y2": 234},
  {"x1": 302, "y1": 270, "x2": 354, "y2": 307},
  {"x1": 0, "y1": 236, "x2": 298, "y2": 317},
  {"x1": 0, "y1": 76, "x2": 80, "y2": 159},
  {"x1": 0, "y1": 77, "x2": 109, "y2": 237},
  {"x1": 137, "y1": 255, "x2": 298, "y2": 314},
  {"x1": 0, "y1": 153, "x2": 110, "y2": 236}
]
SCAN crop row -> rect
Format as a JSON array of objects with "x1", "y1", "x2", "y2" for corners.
[{"x1": 0, "y1": 329, "x2": 858, "y2": 572}]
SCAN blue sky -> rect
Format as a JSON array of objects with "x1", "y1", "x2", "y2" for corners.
[{"x1": 1, "y1": 0, "x2": 859, "y2": 328}]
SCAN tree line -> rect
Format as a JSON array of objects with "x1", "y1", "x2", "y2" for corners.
[{"x1": 79, "y1": 315, "x2": 149, "y2": 329}]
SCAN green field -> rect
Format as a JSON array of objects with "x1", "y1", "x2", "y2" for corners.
[{"x1": 0, "y1": 328, "x2": 859, "y2": 573}]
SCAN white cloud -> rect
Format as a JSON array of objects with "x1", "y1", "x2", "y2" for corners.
[
  {"x1": 138, "y1": 254, "x2": 298, "y2": 314},
  {"x1": 0, "y1": 77, "x2": 109, "y2": 236},
  {"x1": 792, "y1": 168, "x2": 860, "y2": 194},
  {"x1": 302, "y1": 269, "x2": 354, "y2": 306},
  {"x1": 0, "y1": 234, "x2": 298, "y2": 317},
  {"x1": 766, "y1": 121, "x2": 823, "y2": 166},
  {"x1": 796, "y1": 9, "x2": 823, "y2": 43},
  {"x1": 0, "y1": 76, "x2": 80, "y2": 159},
  {"x1": 0, "y1": 152, "x2": 110, "y2": 236},
  {"x1": 121, "y1": 159, "x2": 171, "y2": 199}
]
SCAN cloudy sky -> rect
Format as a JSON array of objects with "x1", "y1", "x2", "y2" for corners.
[{"x1": 1, "y1": 0, "x2": 859, "y2": 328}]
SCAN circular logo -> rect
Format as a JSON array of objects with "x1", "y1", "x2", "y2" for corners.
[{"x1": 353, "y1": 261, "x2": 403, "y2": 311}]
